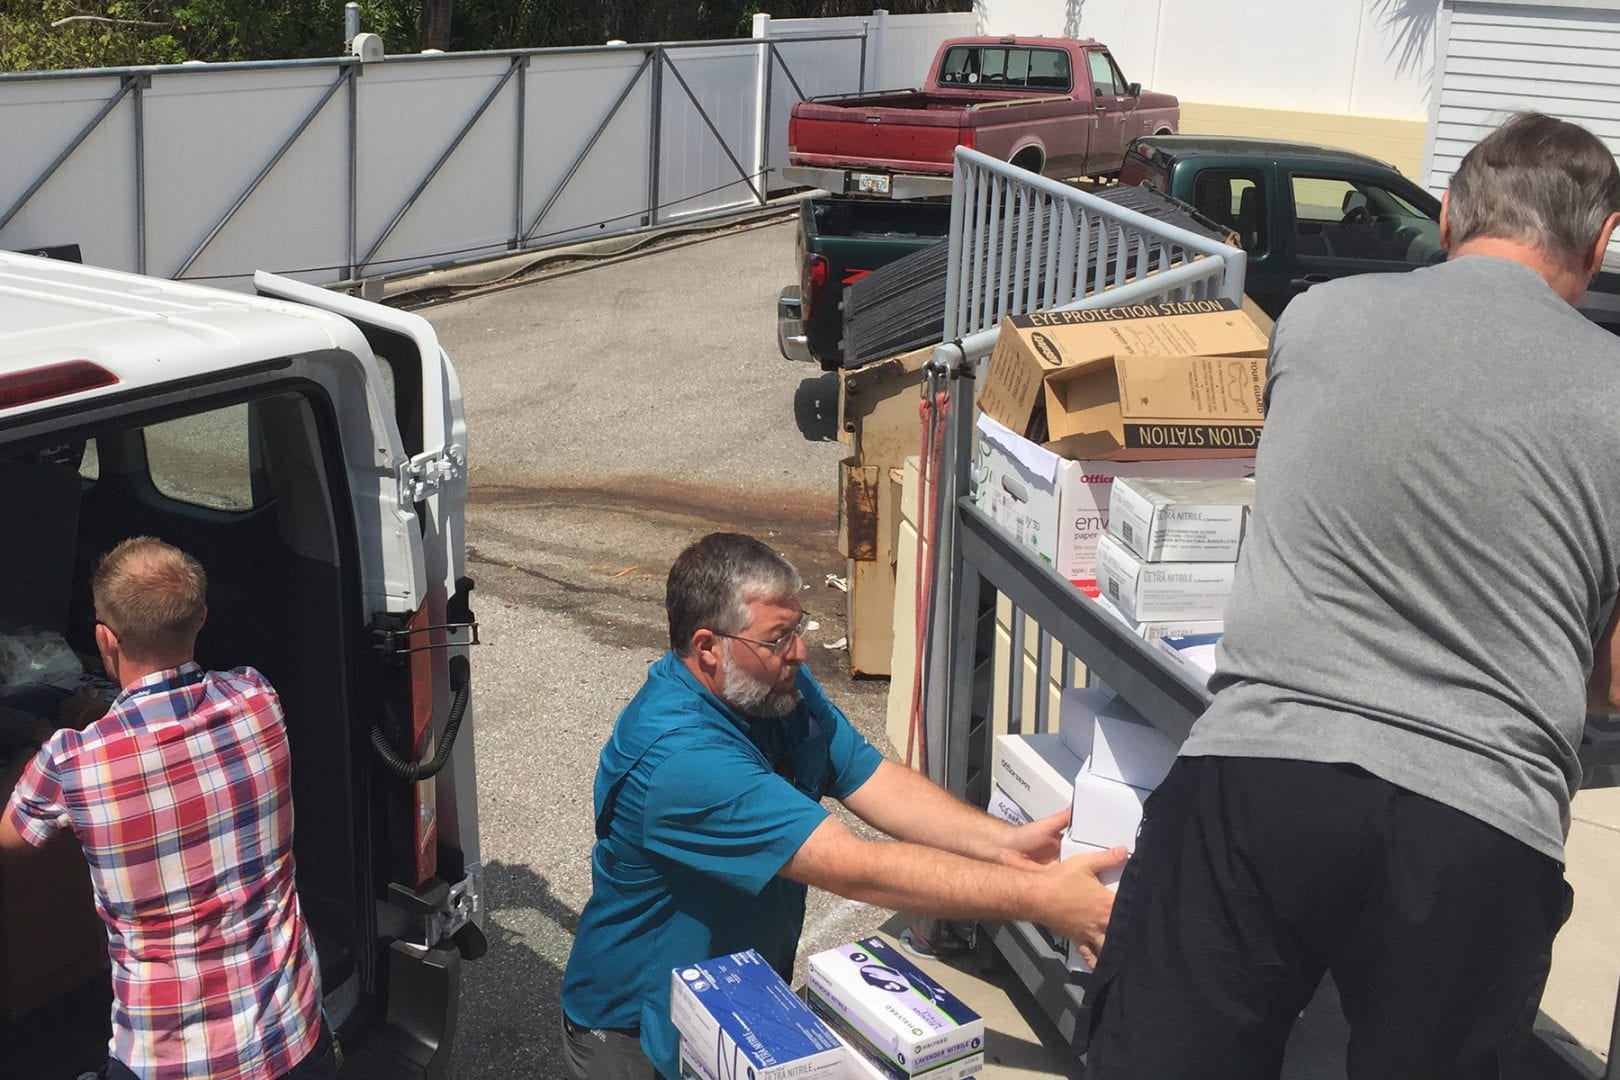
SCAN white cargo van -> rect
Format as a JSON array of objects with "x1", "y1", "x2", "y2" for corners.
[{"x1": 0, "y1": 252, "x2": 482, "y2": 1078}]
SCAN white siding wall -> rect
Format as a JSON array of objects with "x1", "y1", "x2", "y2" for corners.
[
  {"x1": 976, "y1": 0, "x2": 1437, "y2": 120},
  {"x1": 1427, "y1": 0, "x2": 1620, "y2": 190}
]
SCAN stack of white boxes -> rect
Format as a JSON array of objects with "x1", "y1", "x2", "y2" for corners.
[
  {"x1": 1056, "y1": 685, "x2": 1179, "y2": 973},
  {"x1": 1093, "y1": 476, "x2": 1255, "y2": 685}
]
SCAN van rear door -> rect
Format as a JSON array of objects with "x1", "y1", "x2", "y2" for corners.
[{"x1": 251, "y1": 273, "x2": 481, "y2": 938}]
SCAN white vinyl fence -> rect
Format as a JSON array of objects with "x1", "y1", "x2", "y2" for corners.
[{"x1": 0, "y1": 11, "x2": 975, "y2": 290}]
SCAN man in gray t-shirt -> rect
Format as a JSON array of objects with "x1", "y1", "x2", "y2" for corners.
[{"x1": 1087, "y1": 113, "x2": 1620, "y2": 1080}]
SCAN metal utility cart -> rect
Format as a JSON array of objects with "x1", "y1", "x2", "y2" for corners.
[{"x1": 912, "y1": 147, "x2": 1620, "y2": 1078}]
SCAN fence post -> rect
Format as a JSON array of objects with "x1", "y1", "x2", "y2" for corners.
[
  {"x1": 752, "y1": 12, "x2": 771, "y2": 201},
  {"x1": 867, "y1": 8, "x2": 888, "y2": 93},
  {"x1": 647, "y1": 47, "x2": 663, "y2": 227}
]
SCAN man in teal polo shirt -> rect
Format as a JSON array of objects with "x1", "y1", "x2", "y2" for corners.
[{"x1": 561, "y1": 532, "x2": 1126, "y2": 1079}]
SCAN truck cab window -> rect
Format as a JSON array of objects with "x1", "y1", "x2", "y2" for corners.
[
  {"x1": 1290, "y1": 174, "x2": 1440, "y2": 265},
  {"x1": 939, "y1": 46, "x2": 979, "y2": 84},
  {"x1": 1087, "y1": 50, "x2": 1120, "y2": 96},
  {"x1": 1193, "y1": 171, "x2": 1267, "y2": 254},
  {"x1": 1027, "y1": 48, "x2": 1072, "y2": 91}
]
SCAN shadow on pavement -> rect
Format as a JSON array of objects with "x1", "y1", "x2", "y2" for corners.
[
  {"x1": 794, "y1": 371, "x2": 841, "y2": 443},
  {"x1": 453, "y1": 860, "x2": 581, "y2": 1080}
]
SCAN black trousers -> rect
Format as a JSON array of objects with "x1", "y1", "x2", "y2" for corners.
[{"x1": 1085, "y1": 756, "x2": 1573, "y2": 1080}]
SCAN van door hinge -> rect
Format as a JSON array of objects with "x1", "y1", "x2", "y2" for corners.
[{"x1": 399, "y1": 443, "x2": 467, "y2": 505}]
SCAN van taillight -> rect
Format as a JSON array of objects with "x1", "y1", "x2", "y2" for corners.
[
  {"x1": 801, "y1": 254, "x2": 829, "y2": 320},
  {"x1": 0, "y1": 360, "x2": 117, "y2": 409},
  {"x1": 407, "y1": 606, "x2": 441, "y2": 887},
  {"x1": 960, "y1": 127, "x2": 976, "y2": 152}
]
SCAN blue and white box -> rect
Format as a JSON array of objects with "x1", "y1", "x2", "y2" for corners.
[
  {"x1": 807, "y1": 937, "x2": 984, "y2": 1078},
  {"x1": 669, "y1": 951, "x2": 845, "y2": 1080}
]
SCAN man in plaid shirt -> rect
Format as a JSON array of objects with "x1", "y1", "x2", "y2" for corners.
[{"x1": 0, "y1": 537, "x2": 333, "y2": 1080}]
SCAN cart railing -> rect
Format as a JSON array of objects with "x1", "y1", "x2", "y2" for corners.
[
  {"x1": 915, "y1": 148, "x2": 1243, "y2": 792},
  {"x1": 913, "y1": 149, "x2": 1615, "y2": 1078}
]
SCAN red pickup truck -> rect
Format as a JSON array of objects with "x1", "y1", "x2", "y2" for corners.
[{"x1": 785, "y1": 36, "x2": 1179, "y2": 197}]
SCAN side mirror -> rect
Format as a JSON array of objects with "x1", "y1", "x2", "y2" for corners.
[{"x1": 1127, "y1": 81, "x2": 1141, "y2": 97}]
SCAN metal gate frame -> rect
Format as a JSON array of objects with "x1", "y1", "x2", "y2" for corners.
[{"x1": 0, "y1": 31, "x2": 863, "y2": 286}]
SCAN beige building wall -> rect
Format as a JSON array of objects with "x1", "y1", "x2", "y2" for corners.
[{"x1": 1178, "y1": 102, "x2": 1429, "y2": 181}]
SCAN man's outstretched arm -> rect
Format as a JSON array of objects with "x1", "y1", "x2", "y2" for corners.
[
  {"x1": 781, "y1": 814, "x2": 1125, "y2": 963},
  {"x1": 841, "y1": 759, "x2": 1069, "y2": 868}
]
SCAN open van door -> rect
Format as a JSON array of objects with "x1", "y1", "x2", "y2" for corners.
[{"x1": 253, "y1": 273, "x2": 483, "y2": 1075}]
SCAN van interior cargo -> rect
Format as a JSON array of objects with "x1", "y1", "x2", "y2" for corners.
[{"x1": 0, "y1": 388, "x2": 368, "y2": 1078}]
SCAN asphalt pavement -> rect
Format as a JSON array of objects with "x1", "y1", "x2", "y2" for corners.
[{"x1": 418, "y1": 214, "x2": 1619, "y2": 1080}]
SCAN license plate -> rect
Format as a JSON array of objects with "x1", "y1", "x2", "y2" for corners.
[{"x1": 852, "y1": 172, "x2": 891, "y2": 195}]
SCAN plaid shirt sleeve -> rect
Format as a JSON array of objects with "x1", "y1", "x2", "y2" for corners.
[{"x1": 4, "y1": 736, "x2": 71, "y2": 846}]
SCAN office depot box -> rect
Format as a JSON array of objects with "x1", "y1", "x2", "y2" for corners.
[
  {"x1": 1094, "y1": 594, "x2": 1225, "y2": 643},
  {"x1": 1069, "y1": 773, "x2": 1148, "y2": 852},
  {"x1": 975, "y1": 413, "x2": 1254, "y2": 596},
  {"x1": 1058, "y1": 686, "x2": 1179, "y2": 790},
  {"x1": 1154, "y1": 631, "x2": 1223, "y2": 686},
  {"x1": 1109, "y1": 476, "x2": 1254, "y2": 562},
  {"x1": 992, "y1": 732, "x2": 1083, "y2": 822},
  {"x1": 669, "y1": 951, "x2": 844, "y2": 1080},
  {"x1": 807, "y1": 937, "x2": 984, "y2": 1078},
  {"x1": 1095, "y1": 532, "x2": 1236, "y2": 622},
  {"x1": 985, "y1": 783, "x2": 1033, "y2": 826},
  {"x1": 977, "y1": 300, "x2": 1269, "y2": 462}
]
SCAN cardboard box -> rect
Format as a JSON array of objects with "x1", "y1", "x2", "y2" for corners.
[
  {"x1": 807, "y1": 936, "x2": 984, "y2": 1077},
  {"x1": 1057, "y1": 686, "x2": 1179, "y2": 790},
  {"x1": 1094, "y1": 594, "x2": 1224, "y2": 643},
  {"x1": 1059, "y1": 837, "x2": 1125, "y2": 974},
  {"x1": 1, "y1": 759, "x2": 108, "y2": 1021},
  {"x1": 985, "y1": 783, "x2": 1033, "y2": 826},
  {"x1": 1069, "y1": 773, "x2": 1148, "y2": 853},
  {"x1": 815, "y1": 1007, "x2": 984, "y2": 1080},
  {"x1": 991, "y1": 733, "x2": 1083, "y2": 822},
  {"x1": 974, "y1": 413, "x2": 1254, "y2": 596},
  {"x1": 977, "y1": 299, "x2": 1270, "y2": 462},
  {"x1": 1109, "y1": 476, "x2": 1254, "y2": 562},
  {"x1": 1095, "y1": 532, "x2": 1236, "y2": 622},
  {"x1": 1154, "y1": 632, "x2": 1223, "y2": 686},
  {"x1": 669, "y1": 951, "x2": 845, "y2": 1080}
]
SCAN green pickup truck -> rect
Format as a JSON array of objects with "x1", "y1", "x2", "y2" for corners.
[{"x1": 1120, "y1": 134, "x2": 1620, "y2": 328}]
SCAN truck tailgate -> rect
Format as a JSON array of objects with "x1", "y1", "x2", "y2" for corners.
[{"x1": 791, "y1": 100, "x2": 970, "y2": 175}]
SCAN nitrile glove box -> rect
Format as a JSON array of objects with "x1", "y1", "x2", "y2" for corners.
[
  {"x1": 818, "y1": 1012, "x2": 983, "y2": 1080},
  {"x1": 1154, "y1": 631, "x2": 1223, "y2": 686},
  {"x1": 807, "y1": 936, "x2": 984, "y2": 1078},
  {"x1": 991, "y1": 733, "x2": 1084, "y2": 822},
  {"x1": 669, "y1": 951, "x2": 845, "y2": 1080},
  {"x1": 985, "y1": 783, "x2": 1032, "y2": 826},
  {"x1": 1094, "y1": 593, "x2": 1225, "y2": 644},
  {"x1": 1059, "y1": 687, "x2": 1178, "y2": 791},
  {"x1": 1094, "y1": 531, "x2": 1236, "y2": 622},
  {"x1": 1108, "y1": 476, "x2": 1254, "y2": 562},
  {"x1": 1069, "y1": 772, "x2": 1147, "y2": 852}
]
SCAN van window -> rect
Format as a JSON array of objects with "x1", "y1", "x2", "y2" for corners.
[{"x1": 144, "y1": 403, "x2": 255, "y2": 512}]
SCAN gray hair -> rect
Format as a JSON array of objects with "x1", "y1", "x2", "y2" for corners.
[
  {"x1": 666, "y1": 533, "x2": 802, "y2": 656},
  {"x1": 1448, "y1": 112, "x2": 1620, "y2": 268}
]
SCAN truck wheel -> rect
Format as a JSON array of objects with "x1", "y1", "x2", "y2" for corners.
[{"x1": 1011, "y1": 150, "x2": 1044, "y2": 175}]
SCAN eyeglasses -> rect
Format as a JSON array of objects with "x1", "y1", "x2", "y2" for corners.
[{"x1": 715, "y1": 612, "x2": 809, "y2": 658}]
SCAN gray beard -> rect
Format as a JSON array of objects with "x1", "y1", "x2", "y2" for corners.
[{"x1": 719, "y1": 649, "x2": 801, "y2": 718}]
